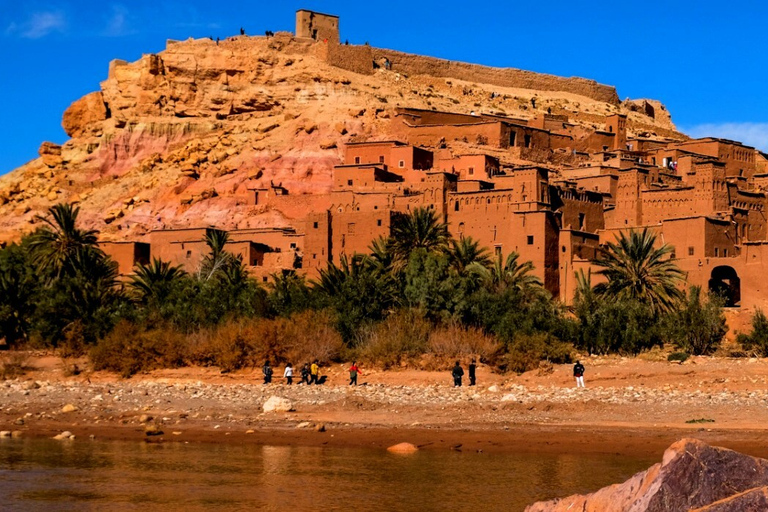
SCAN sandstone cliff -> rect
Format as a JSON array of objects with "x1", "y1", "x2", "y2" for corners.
[
  {"x1": 526, "y1": 439, "x2": 768, "y2": 512},
  {"x1": 0, "y1": 33, "x2": 681, "y2": 243}
]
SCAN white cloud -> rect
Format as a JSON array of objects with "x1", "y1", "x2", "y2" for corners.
[
  {"x1": 18, "y1": 11, "x2": 67, "y2": 39},
  {"x1": 102, "y1": 4, "x2": 135, "y2": 37},
  {"x1": 682, "y1": 122, "x2": 768, "y2": 152}
]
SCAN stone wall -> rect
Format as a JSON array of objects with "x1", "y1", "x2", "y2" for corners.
[{"x1": 319, "y1": 43, "x2": 619, "y2": 104}]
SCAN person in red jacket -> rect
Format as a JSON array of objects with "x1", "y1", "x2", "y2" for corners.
[{"x1": 349, "y1": 362, "x2": 362, "y2": 386}]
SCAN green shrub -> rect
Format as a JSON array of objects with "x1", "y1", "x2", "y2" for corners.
[
  {"x1": 501, "y1": 333, "x2": 573, "y2": 374},
  {"x1": 738, "y1": 309, "x2": 768, "y2": 357},
  {"x1": 668, "y1": 287, "x2": 726, "y2": 355},
  {"x1": 668, "y1": 352, "x2": 690, "y2": 363}
]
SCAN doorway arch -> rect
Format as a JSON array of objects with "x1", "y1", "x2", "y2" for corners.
[{"x1": 708, "y1": 266, "x2": 741, "y2": 307}]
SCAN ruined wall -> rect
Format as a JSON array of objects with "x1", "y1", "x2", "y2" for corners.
[{"x1": 319, "y1": 43, "x2": 619, "y2": 104}]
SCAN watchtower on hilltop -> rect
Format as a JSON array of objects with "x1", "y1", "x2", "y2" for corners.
[{"x1": 296, "y1": 9, "x2": 339, "y2": 43}]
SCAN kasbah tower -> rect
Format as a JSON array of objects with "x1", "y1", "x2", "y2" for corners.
[{"x1": 7, "y1": 9, "x2": 768, "y2": 332}]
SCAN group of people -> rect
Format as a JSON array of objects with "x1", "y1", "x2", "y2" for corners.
[
  {"x1": 261, "y1": 360, "x2": 364, "y2": 386},
  {"x1": 260, "y1": 359, "x2": 586, "y2": 388}
]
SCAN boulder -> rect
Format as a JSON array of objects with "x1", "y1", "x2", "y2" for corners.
[
  {"x1": 0, "y1": 431, "x2": 10, "y2": 438},
  {"x1": 526, "y1": 439, "x2": 768, "y2": 512},
  {"x1": 262, "y1": 396, "x2": 294, "y2": 413},
  {"x1": 53, "y1": 431, "x2": 74, "y2": 440},
  {"x1": 38, "y1": 142, "x2": 63, "y2": 168},
  {"x1": 487, "y1": 385, "x2": 499, "y2": 393},
  {"x1": 61, "y1": 404, "x2": 78, "y2": 413},
  {"x1": 387, "y1": 442, "x2": 419, "y2": 454},
  {"x1": 62, "y1": 91, "x2": 108, "y2": 138}
]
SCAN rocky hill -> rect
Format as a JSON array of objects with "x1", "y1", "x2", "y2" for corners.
[{"x1": 0, "y1": 32, "x2": 681, "y2": 243}]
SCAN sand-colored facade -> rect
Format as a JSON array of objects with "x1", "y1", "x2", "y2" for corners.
[{"x1": 96, "y1": 10, "x2": 768, "y2": 320}]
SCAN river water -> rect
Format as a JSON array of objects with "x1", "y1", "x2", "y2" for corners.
[{"x1": 0, "y1": 438, "x2": 656, "y2": 511}]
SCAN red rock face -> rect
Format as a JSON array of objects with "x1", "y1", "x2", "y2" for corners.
[
  {"x1": 62, "y1": 91, "x2": 108, "y2": 138},
  {"x1": 526, "y1": 439, "x2": 768, "y2": 512}
]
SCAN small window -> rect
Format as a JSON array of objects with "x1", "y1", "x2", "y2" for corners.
[
  {"x1": 354, "y1": 156, "x2": 360, "y2": 164},
  {"x1": 495, "y1": 246, "x2": 502, "y2": 257},
  {"x1": 263, "y1": 276, "x2": 268, "y2": 282},
  {"x1": 723, "y1": 248, "x2": 728, "y2": 257},
  {"x1": 379, "y1": 155, "x2": 385, "y2": 163},
  {"x1": 527, "y1": 235, "x2": 534, "y2": 245},
  {"x1": 562, "y1": 246, "x2": 566, "y2": 253},
  {"x1": 186, "y1": 250, "x2": 192, "y2": 259},
  {"x1": 312, "y1": 254, "x2": 317, "y2": 259},
  {"x1": 399, "y1": 160, "x2": 405, "y2": 168},
  {"x1": 715, "y1": 248, "x2": 719, "y2": 257},
  {"x1": 578, "y1": 213, "x2": 586, "y2": 230},
  {"x1": 688, "y1": 246, "x2": 694, "y2": 256},
  {"x1": 524, "y1": 134, "x2": 532, "y2": 148},
  {"x1": 290, "y1": 243, "x2": 297, "y2": 249},
  {"x1": 377, "y1": 219, "x2": 382, "y2": 227},
  {"x1": 347, "y1": 179, "x2": 353, "y2": 186},
  {"x1": 348, "y1": 223, "x2": 355, "y2": 234},
  {"x1": 468, "y1": 167, "x2": 475, "y2": 175},
  {"x1": 313, "y1": 222, "x2": 319, "y2": 229},
  {"x1": 454, "y1": 201, "x2": 459, "y2": 211}
]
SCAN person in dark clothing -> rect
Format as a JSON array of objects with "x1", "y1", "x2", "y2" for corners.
[
  {"x1": 452, "y1": 361, "x2": 464, "y2": 387},
  {"x1": 240, "y1": 27, "x2": 245, "y2": 35},
  {"x1": 468, "y1": 359, "x2": 477, "y2": 386},
  {"x1": 573, "y1": 360, "x2": 585, "y2": 388},
  {"x1": 349, "y1": 361, "x2": 362, "y2": 386},
  {"x1": 263, "y1": 361, "x2": 273, "y2": 384},
  {"x1": 300, "y1": 363, "x2": 310, "y2": 385}
]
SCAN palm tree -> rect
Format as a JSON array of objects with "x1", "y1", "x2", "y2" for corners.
[
  {"x1": 446, "y1": 236, "x2": 491, "y2": 276},
  {"x1": 369, "y1": 236, "x2": 396, "y2": 271},
  {"x1": 479, "y1": 251, "x2": 542, "y2": 293},
  {"x1": 199, "y1": 228, "x2": 236, "y2": 281},
  {"x1": 29, "y1": 203, "x2": 101, "y2": 277},
  {"x1": 593, "y1": 228, "x2": 684, "y2": 314},
  {"x1": 67, "y1": 248, "x2": 121, "y2": 320},
  {"x1": 389, "y1": 207, "x2": 450, "y2": 261},
  {"x1": 129, "y1": 258, "x2": 186, "y2": 303}
]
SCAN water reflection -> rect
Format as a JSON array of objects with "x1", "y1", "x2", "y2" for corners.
[{"x1": 0, "y1": 438, "x2": 656, "y2": 511}]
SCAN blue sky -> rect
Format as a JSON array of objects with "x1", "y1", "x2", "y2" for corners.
[{"x1": 2, "y1": 1, "x2": 767, "y2": 175}]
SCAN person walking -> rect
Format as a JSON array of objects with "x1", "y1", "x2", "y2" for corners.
[
  {"x1": 300, "y1": 363, "x2": 310, "y2": 385},
  {"x1": 468, "y1": 359, "x2": 477, "y2": 386},
  {"x1": 310, "y1": 360, "x2": 320, "y2": 385},
  {"x1": 263, "y1": 361, "x2": 273, "y2": 384},
  {"x1": 452, "y1": 361, "x2": 464, "y2": 387},
  {"x1": 349, "y1": 361, "x2": 362, "y2": 386},
  {"x1": 573, "y1": 360, "x2": 585, "y2": 388},
  {"x1": 284, "y1": 363, "x2": 293, "y2": 385}
]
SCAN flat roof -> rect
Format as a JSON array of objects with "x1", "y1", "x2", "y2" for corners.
[
  {"x1": 344, "y1": 140, "x2": 408, "y2": 147},
  {"x1": 296, "y1": 9, "x2": 339, "y2": 18}
]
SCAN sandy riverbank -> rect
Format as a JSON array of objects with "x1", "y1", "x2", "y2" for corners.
[{"x1": 4, "y1": 353, "x2": 768, "y2": 458}]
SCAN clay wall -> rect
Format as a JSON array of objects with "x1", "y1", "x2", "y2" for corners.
[
  {"x1": 343, "y1": 142, "x2": 433, "y2": 171},
  {"x1": 333, "y1": 165, "x2": 404, "y2": 191},
  {"x1": 676, "y1": 139, "x2": 757, "y2": 179},
  {"x1": 366, "y1": 48, "x2": 620, "y2": 104},
  {"x1": 147, "y1": 228, "x2": 210, "y2": 265},
  {"x1": 605, "y1": 114, "x2": 627, "y2": 150},
  {"x1": 100, "y1": 241, "x2": 150, "y2": 275},
  {"x1": 606, "y1": 169, "x2": 647, "y2": 229},
  {"x1": 553, "y1": 187, "x2": 604, "y2": 233},
  {"x1": 395, "y1": 121, "x2": 506, "y2": 148},
  {"x1": 557, "y1": 230, "x2": 600, "y2": 303},
  {"x1": 332, "y1": 210, "x2": 393, "y2": 262},
  {"x1": 303, "y1": 211, "x2": 332, "y2": 275},
  {"x1": 437, "y1": 155, "x2": 499, "y2": 180},
  {"x1": 296, "y1": 10, "x2": 339, "y2": 43},
  {"x1": 641, "y1": 187, "x2": 696, "y2": 225}
]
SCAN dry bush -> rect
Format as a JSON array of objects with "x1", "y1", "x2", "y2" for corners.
[
  {"x1": 188, "y1": 318, "x2": 280, "y2": 372},
  {"x1": 90, "y1": 321, "x2": 188, "y2": 378},
  {"x1": 427, "y1": 323, "x2": 502, "y2": 369},
  {"x1": 276, "y1": 310, "x2": 343, "y2": 365},
  {"x1": 355, "y1": 310, "x2": 431, "y2": 369},
  {"x1": 188, "y1": 310, "x2": 343, "y2": 372},
  {"x1": 0, "y1": 352, "x2": 30, "y2": 380},
  {"x1": 59, "y1": 321, "x2": 87, "y2": 358}
]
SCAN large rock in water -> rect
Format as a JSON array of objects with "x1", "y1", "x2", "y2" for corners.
[{"x1": 526, "y1": 439, "x2": 768, "y2": 512}]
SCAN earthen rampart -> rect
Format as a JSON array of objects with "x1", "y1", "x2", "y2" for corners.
[{"x1": 318, "y1": 43, "x2": 619, "y2": 105}]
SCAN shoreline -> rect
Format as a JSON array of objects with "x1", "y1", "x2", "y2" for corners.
[
  {"x1": 7, "y1": 419, "x2": 768, "y2": 460},
  {"x1": 6, "y1": 354, "x2": 768, "y2": 459}
]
